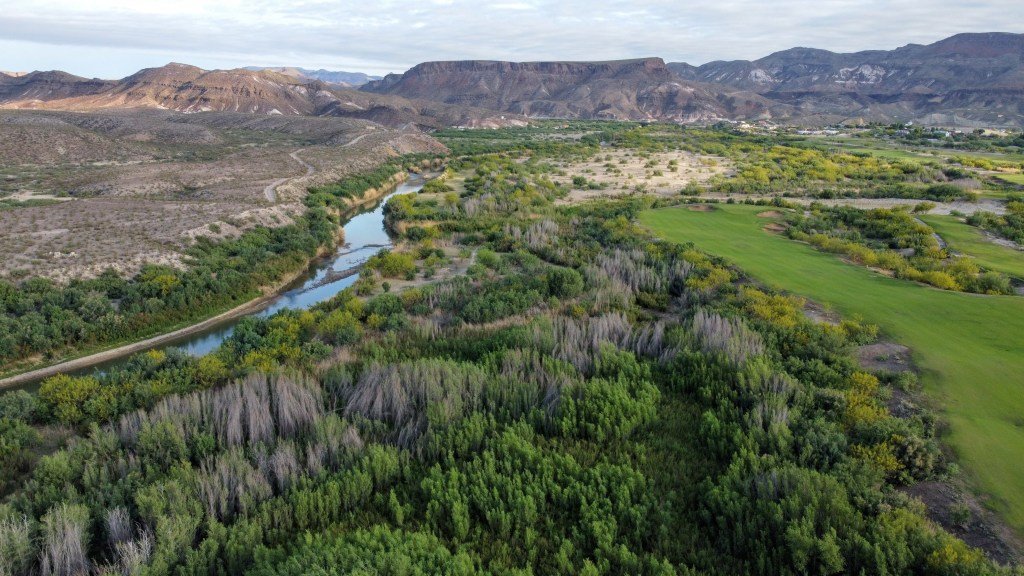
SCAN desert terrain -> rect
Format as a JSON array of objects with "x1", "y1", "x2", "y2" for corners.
[
  {"x1": 0, "y1": 110, "x2": 444, "y2": 281},
  {"x1": 552, "y1": 148, "x2": 729, "y2": 203}
]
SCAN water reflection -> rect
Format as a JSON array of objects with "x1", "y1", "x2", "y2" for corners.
[{"x1": 61, "y1": 174, "x2": 425, "y2": 378}]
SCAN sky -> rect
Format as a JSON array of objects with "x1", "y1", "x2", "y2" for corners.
[{"x1": 1, "y1": 0, "x2": 1021, "y2": 78}]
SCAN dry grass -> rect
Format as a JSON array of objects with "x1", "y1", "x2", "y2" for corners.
[{"x1": 552, "y1": 148, "x2": 729, "y2": 204}]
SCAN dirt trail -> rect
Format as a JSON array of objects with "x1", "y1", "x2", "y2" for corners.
[
  {"x1": 263, "y1": 149, "x2": 315, "y2": 203},
  {"x1": 342, "y1": 131, "x2": 373, "y2": 148}
]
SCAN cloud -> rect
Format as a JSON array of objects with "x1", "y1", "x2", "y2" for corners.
[{"x1": 1, "y1": 0, "x2": 1021, "y2": 78}]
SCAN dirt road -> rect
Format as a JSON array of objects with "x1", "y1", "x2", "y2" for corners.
[
  {"x1": 0, "y1": 271, "x2": 303, "y2": 389},
  {"x1": 263, "y1": 149, "x2": 315, "y2": 203}
]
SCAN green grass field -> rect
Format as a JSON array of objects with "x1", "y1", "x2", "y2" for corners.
[
  {"x1": 841, "y1": 146, "x2": 941, "y2": 163},
  {"x1": 996, "y1": 173, "x2": 1024, "y2": 186},
  {"x1": 640, "y1": 204, "x2": 1024, "y2": 533},
  {"x1": 921, "y1": 214, "x2": 1024, "y2": 280},
  {"x1": 812, "y1": 136, "x2": 1024, "y2": 168}
]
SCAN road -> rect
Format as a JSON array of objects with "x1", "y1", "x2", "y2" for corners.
[
  {"x1": 263, "y1": 149, "x2": 316, "y2": 203},
  {"x1": 0, "y1": 268, "x2": 307, "y2": 389},
  {"x1": 341, "y1": 131, "x2": 373, "y2": 148}
]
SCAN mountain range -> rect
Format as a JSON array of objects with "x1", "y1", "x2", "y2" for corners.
[
  {"x1": 361, "y1": 58, "x2": 776, "y2": 123},
  {"x1": 0, "y1": 63, "x2": 520, "y2": 129},
  {"x1": 243, "y1": 67, "x2": 381, "y2": 87},
  {"x1": 668, "y1": 32, "x2": 1024, "y2": 126},
  {"x1": 2, "y1": 32, "x2": 1022, "y2": 127}
]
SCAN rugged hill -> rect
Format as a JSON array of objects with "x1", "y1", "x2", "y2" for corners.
[
  {"x1": 670, "y1": 32, "x2": 1024, "y2": 126},
  {"x1": 3, "y1": 32, "x2": 1022, "y2": 127},
  {"x1": 0, "y1": 64, "x2": 521, "y2": 130},
  {"x1": 244, "y1": 67, "x2": 381, "y2": 87},
  {"x1": 0, "y1": 70, "x2": 117, "y2": 102},
  {"x1": 362, "y1": 58, "x2": 781, "y2": 122}
]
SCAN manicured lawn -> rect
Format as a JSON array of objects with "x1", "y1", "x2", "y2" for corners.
[
  {"x1": 921, "y1": 214, "x2": 1024, "y2": 280},
  {"x1": 814, "y1": 136, "x2": 1024, "y2": 167},
  {"x1": 805, "y1": 139, "x2": 940, "y2": 163},
  {"x1": 640, "y1": 204, "x2": 1024, "y2": 533},
  {"x1": 841, "y1": 146, "x2": 940, "y2": 163},
  {"x1": 996, "y1": 173, "x2": 1024, "y2": 186}
]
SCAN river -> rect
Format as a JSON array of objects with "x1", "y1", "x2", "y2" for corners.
[{"x1": 7, "y1": 173, "x2": 426, "y2": 391}]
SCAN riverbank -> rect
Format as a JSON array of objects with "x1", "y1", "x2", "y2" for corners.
[
  {"x1": 0, "y1": 169, "x2": 433, "y2": 389},
  {"x1": 0, "y1": 272, "x2": 300, "y2": 388}
]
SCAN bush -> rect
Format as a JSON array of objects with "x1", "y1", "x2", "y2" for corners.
[
  {"x1": 0, "y1": 391, "x2": 40, "y2": 422},
  {"x1": 367, "y1": 250, "x2": 416, "y2": 279},
  {"x1": 545, "y1": 267, "x2": 584, "y2": 299}
]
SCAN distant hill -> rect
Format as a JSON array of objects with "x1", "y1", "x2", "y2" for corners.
[
  {"x1": 243, "y1": 67, "x2": 382, "y2": 87},
  {"x1": 0, "y1": 70, "x2": 118, "y2": 102},
  {"x1": 669, "y1": 32, "x2": 1024, "y2": 126},
  {"x1": 361, "y1": 33, "x2": 1024, "y2": 126},
  {"x1": 361, "y1": 58, "x2": 781, "y2": 123},
  {"x1": 2, "y1": 32, "x2": 1022, "y2": 127},
  {"x1": 0, "y1": 63, "x2": 524, "y2": 130}
]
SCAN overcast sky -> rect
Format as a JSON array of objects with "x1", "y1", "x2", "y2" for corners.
[{"x1": 1, "y1": 0, "x2": 1021, "y2": 78}]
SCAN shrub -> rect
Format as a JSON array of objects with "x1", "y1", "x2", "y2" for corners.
[
  {"x1": 545, "y1": 266, "x2": 584, "y2": 299},
  {"x1": 367, "y1": 250, "x2": 416, "y2": 279}
]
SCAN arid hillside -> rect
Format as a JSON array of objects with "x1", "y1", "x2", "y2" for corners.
[
  {"x1": 362, "y1": 58, "x2": 781, "y2": 123},
  {"x1": 0, "y1": 64, "x2": 524, "y2": 130},
  {"x1": 670, "y1": 32, "x2": 1024, "y2": 126},
  {"x1": 0, "y1": 109, "x2": 445, "y2": 281}
]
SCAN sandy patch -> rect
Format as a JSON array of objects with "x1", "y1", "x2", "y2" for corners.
[
  {"x1": 552, "y1": 148, "x2": 730, "y2": 205},
  {"x1": 359, "y1": 244, "x2": 476, "y2": 298},
  {"x1": 181, "y1": 203, "x2": 303, "y2": 243},
  {"x1": 981, "y1": 230, "x2": 1023, "y2": 251},
  {"x1": 763, "y1": 223, "x2": 787, "y2": 233},
  {"x1": 757, "y1": 210, "x2": 783, "y2": 218},
  {"x1": 802, "y1": 300, "x2": 841, "y2": 326},
  {"x1": 6, "y1": 191, "x2": 73, "y2": 202},
  {"x1": 857, "y1": 341, "x2": 913, "y2": 373}
]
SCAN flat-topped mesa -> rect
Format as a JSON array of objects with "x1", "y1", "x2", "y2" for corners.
[
  {"x1": 361, "y1": 57, "x2": 769, "y2": 122},
  {"x1": 389, "y1": 57, "x2": 669, "y2": 76}
]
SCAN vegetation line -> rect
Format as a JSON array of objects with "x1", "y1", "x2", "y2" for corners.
[
  {"x1": 0, "y1": 168, "x2": 422, "y2": 389},
  {"x1": 0, "y1": 271, "x2": 297, "y2": 388}
]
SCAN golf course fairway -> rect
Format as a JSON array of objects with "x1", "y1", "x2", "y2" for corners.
[
  {"x1": 640, "y1": 203, "x2": 1024, "y2": 533},
  {"x1": 920, "y1": 214, "x2": 1024, "y2": 281}
]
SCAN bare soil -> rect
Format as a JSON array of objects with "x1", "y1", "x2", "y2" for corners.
[
  {"x1": 361, "y1": 244, "x2": 476, "y2": 297},
  {"x1": 0, "y1": 110, "x2": 444, "y2": 281},
  {"x1": 802, "y1": 300, "x2": 841, "y2": 325},
  {"x1": 982, "y1": 230, "x2": 1024, "y2": 251},
  {"x1": 857, "y1": 341, "x2": 914, "y2": 373},
  {"x1": 904, "y1": 480, "x2": 1024, "y2": 566},
  {"x1": 554, "y1": 149, "x2": 729, "y2": 205}
]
